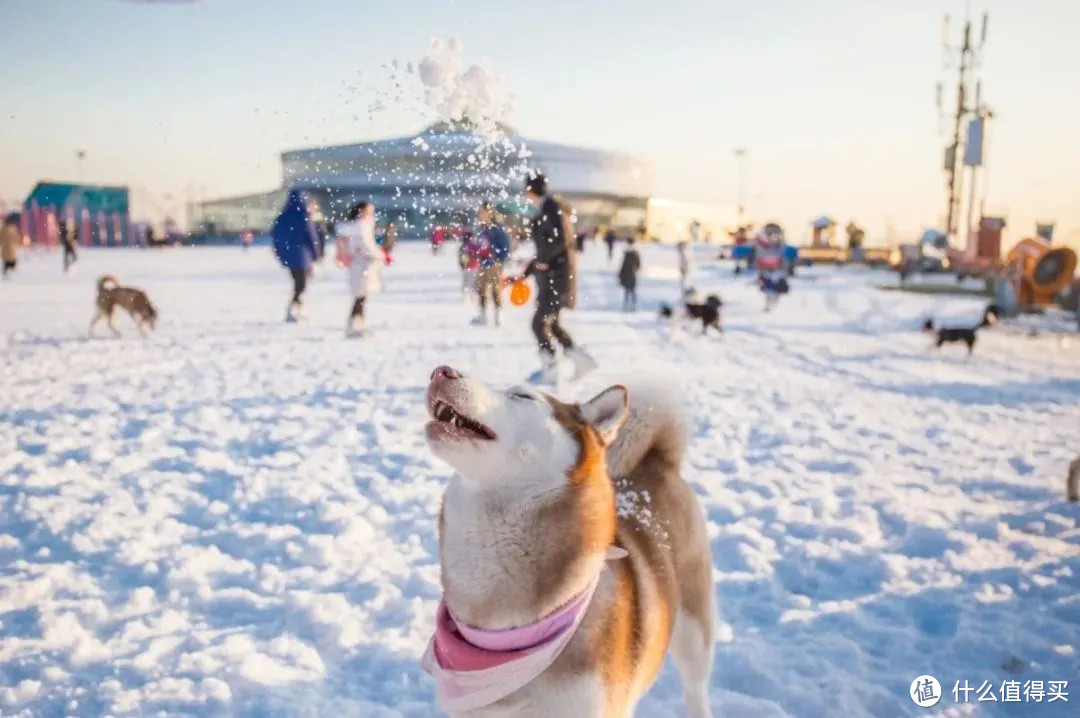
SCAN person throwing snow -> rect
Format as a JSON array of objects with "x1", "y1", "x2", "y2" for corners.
[
  {"x1": 516, "y1": 170, "x2": 596, "y2": 385},
  {"x1": 335, "y1": 201, "x2": 382, "y2": 337}
]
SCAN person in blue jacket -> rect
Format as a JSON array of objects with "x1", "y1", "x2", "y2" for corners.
[{"x1": 272, "y1": 190, "x2": 323, "y2": 322}]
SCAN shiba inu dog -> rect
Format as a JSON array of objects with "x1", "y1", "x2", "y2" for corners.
[{"x1": 422, "y1": 365, "x2": 716, "y2": 717}]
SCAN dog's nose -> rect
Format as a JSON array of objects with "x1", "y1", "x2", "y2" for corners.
[{"x1": 431, "y1": 366, "x2": 461, "y2": 382}]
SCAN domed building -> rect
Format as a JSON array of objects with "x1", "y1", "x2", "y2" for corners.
[{"x1": 197, "y1": 120, "x2": 655, "y2": 238}]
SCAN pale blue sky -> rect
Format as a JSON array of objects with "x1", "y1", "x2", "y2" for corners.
[{"x1": 1, "y1": 0, "x2": 1078, "y2": 245}]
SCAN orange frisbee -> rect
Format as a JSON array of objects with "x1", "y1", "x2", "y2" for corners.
[{"x1": 509, "y1": 279, "x2": 531, "y2": 306}]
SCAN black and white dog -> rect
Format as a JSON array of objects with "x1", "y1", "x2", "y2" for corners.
[
  {"x1": 923, "y1": 304, "x2": 1001, "y2": 354},
  {"x1": 660, "y1": 291, "x2": 723, "y2": 335}
]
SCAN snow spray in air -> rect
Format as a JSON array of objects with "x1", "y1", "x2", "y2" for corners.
[{"x1": 352, "y1": 38, "x2": 531, "y2": 222}]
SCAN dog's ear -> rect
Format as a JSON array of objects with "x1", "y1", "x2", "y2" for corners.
[{"x1": 580, "y1": 385, "x2": 629, "y2": 445}]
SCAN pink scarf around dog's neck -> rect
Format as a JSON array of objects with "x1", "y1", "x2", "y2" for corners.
[{"x1": 422, "y1": 550, "x2": 623, "y2": 713}]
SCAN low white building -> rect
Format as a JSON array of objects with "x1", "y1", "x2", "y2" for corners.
[{"x1": 192, "y1": 189, "x2": 286, "y2": 236}]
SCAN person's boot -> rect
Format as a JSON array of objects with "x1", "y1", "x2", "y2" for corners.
[
  {"x1": 493, "y1": 307, "x2": 501, "y2": 328},
  {"x1": 470, "y1": 308, "x2": 487, "y2": 326},
  {"x1": 526, "y1": 352, "x2": 560, "y2": 386},
  {"x1": 286, "y1": 301, "x2": 300, "y2": 323},
  {"x1": 345, "y1": 313, "x2": 365, "y2": 337},
  {"x1": 566, "y1": 347, "x2": 597, "y2": 380}
]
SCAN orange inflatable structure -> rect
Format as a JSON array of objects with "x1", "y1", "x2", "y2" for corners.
[{"x1": 1003, "y1": 238, "x2": 1077, "y2": 307}]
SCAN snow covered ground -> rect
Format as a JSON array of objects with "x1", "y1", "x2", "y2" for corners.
[{"x1": 1, "y1": 242, "x2": 1077, "y2": 717}]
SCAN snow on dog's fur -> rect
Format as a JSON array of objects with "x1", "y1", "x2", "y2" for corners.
[{"x1": 424, "y1": 366, "x2": 716, "y2": 717}]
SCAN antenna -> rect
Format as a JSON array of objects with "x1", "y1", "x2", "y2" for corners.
[{"x1": 938, "y1": 7, "x2": 992, "y2": 243}]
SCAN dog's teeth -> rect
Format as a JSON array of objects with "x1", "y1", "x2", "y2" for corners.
[{"x1": 435, "y1": 403, "x2": 455, "y2": 422}]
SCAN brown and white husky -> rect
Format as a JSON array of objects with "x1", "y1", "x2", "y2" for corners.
[{"x1": 423, "y1": 365, "x2": 716, "y2": 717}]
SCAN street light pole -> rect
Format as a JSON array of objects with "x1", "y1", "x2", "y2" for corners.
[{"x1": 75, "y1": 150, "x2": 87, "y2": 183}]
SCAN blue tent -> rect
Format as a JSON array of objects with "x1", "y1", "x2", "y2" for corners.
[{"x1": 24, "y1": 182, "x2": 129, "y2": 215}]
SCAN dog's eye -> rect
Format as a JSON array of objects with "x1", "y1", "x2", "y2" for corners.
[{"x1": 508, "y1": 391, "x2": 535, "y2": 401}]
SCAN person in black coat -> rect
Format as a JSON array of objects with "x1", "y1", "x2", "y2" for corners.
[
  {"x1": 59, "y1": 219, "x2": 78, "y2": 273},
  {"x1": 618, "y1": 236, "x2": 641, "y2": 311},
  {"x1": 517, "y1": 171, "x2": 595, "y2": 383}
]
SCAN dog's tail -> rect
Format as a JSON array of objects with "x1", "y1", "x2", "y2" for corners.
[
  {"x1": 98, "y1": 274, "x2": 120, "y2": 293},
  {"x1": 606, "y1": 383, "x2": 687, "y2": 481}
]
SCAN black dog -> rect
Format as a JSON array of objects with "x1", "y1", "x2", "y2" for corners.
[
  {"x1": 923, "y1": 304, "x2": 1000, "y2": 354},
  {"x1": 660, "y1": 294, "x2": 723, "y2": 335}
]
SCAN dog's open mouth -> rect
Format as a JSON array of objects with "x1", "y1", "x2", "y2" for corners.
[{"x1": 427, "y1": 399, "x2": 496, "y2": 441}]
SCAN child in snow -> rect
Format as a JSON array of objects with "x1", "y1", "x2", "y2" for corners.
[
  {"x1": 335, "y1": 201, "x2": 382, "y2": 337},
  {"x1": 619, "y1": 236, "x2": 642, "y2": 311},
  {"x1": 755, "y1": 223, "x2": 790, "y2": 311},
  {"x1": 472, "y1": 201, "x2": 511, "y2": 326}
]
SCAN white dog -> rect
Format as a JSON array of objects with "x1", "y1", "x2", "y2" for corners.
[{"x1": 421, "y1": 365, "x2": 716, "y2": 717}]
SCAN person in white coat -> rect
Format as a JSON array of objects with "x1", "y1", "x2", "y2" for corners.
[{"x1": 335, "y1": 201, "x2": 382, "y2": 337}]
